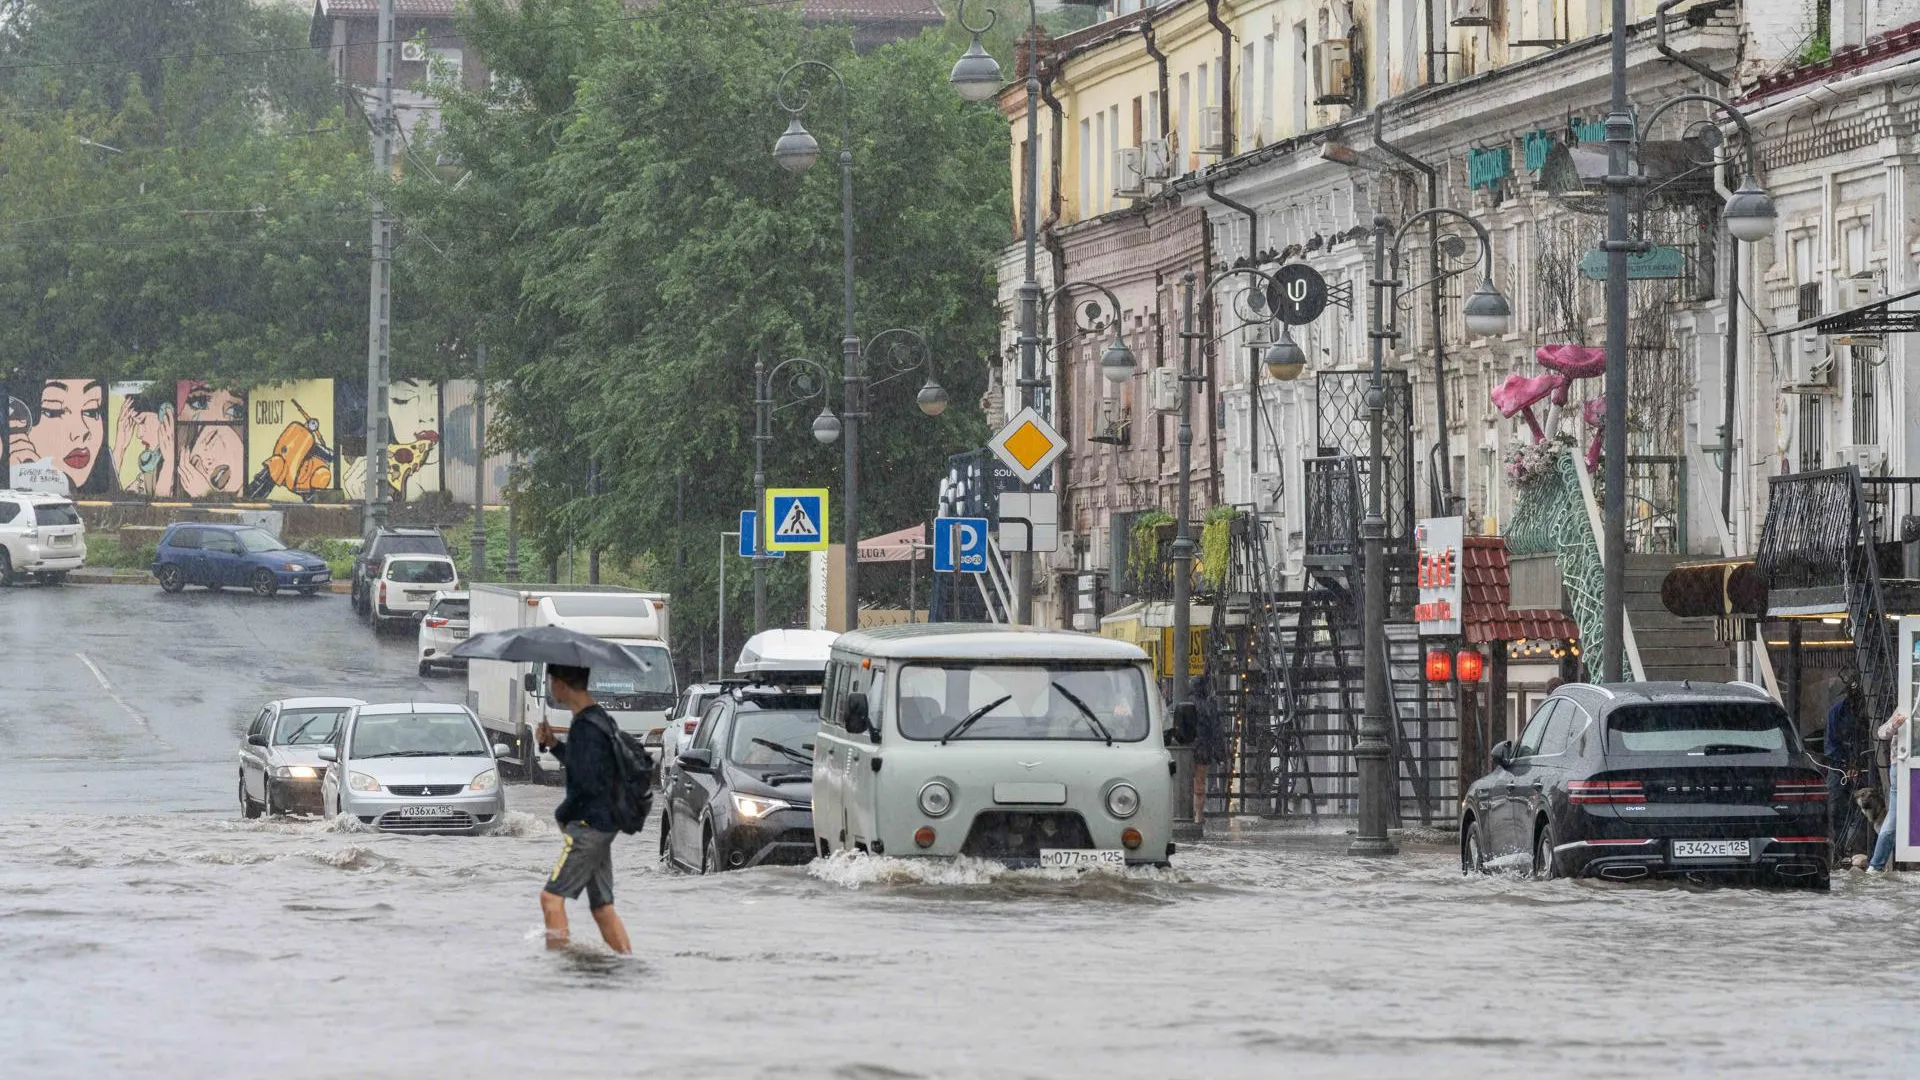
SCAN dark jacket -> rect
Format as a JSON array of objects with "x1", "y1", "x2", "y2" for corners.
[{"x1": 550, "y1": 704, "x2": 618, "y2": 833}]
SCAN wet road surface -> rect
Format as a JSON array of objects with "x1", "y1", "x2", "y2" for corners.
[{"x1": 3, "y1": 584, "x2": 1919, "y2": 1078}]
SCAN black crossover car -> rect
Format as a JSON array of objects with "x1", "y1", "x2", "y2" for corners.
[
  {"x1": 1461, "y1": 681, "x2": 1829, "y2": 889},
  {"x1": 661, "y1": 688, "x2": 817, "y2": 873}
]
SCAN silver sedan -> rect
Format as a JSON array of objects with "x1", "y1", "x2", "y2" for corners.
[
  {"x1": 319, "y1": 703, "x2": 509, "y2": 834},
  {"x1": 239, "y1": 697, "x2": 365, "y2": 817}
]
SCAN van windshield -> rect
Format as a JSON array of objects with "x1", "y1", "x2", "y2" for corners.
[{"x1": 894, "y1": 663, "x2": 1152, "y2": 742}]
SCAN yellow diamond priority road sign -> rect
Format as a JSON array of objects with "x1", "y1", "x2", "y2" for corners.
[{"x1": 988, "y1": 406, "x2": 1065, "y2": 485}]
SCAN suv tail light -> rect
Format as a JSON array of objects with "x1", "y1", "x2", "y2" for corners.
[
  {"x1": 1772, "y1": 777, "x2": 1826, "y2": 802},
  {"x1": 423, "y1": 617, "x2": 448, "y2": 628},
  {"x1": 378, "y1": 581, "x2": 387, "y2": 605},
  {"x1": 683, "y1": 719, "x2": 698, "y2": 735},
  {"x1": 1568, "y1": 780, "x2": 1645, "y2": 804}
]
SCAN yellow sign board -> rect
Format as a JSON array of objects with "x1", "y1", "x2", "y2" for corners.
[
  {"x1": 1157, "y1": 626, "x2": 1208, "y2": 679},
  {"x1": 987, "y1": 405, "x2": 1065, "y2": 484}
]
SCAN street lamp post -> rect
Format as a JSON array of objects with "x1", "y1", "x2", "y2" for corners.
[
  {"x1": 752, "y1": 355, "x2": 836, "y2": 633},
  {"x1": 1598, "y1": 0, "x2": 1775, "y2": 681},
  {"x1": 950, "y1": 0, "x2": 1045, "y2": 624},
  {"x1": 1358, "y1": 209, "x2": 1512, "y2": 856}
]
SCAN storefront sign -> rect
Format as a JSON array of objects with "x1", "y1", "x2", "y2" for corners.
[
  {"x1": 1468, "y1": 146, "x2": 1511, "y2": 191},
  {"x1": 1414, "y1": 516, "x2": 1464, "y2": 635},
  {"x1": 1522, "y1": 130, "x2": 1555, "y2": 172},
  {"x1": 1568, "y1": 116, "x2": 1606, "y2": 144}
]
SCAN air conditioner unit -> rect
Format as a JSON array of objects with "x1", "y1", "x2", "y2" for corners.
[
  {"x1": 400, "y1": 41, "x2": 428, "y2": 63},
  {"x1": 1114, "y1": 147, "x2": 1147, "y2": 198},
  {"x1": 1142, "y1": 138, "x2": 1173, "y2": 181},
  {"x1": 1841, "y1": 270, "x2": 1884, "y2": 310},
  {"x1": 1782, "y1": 335, "x2": 1837, "y2": 395},
  {"x1": 1451, "y1": 0, "x2": 1495, "y2": 27},
  {"x1": 1150, "y1": 367, "x2": 1182, "y2": 413},
  {"x1": 1837, "y1": 443, "x2": 1887, "y2": 473},
  {"x1": 1088, "y1": 397, "x2": 1132, "y2": 445},
  {"x1": 1313, "y1": 40, "x2": 1354, "y2": 105},
  {"x1": 1198, "y1": 107, "x2": 1227, "y2": 155}
]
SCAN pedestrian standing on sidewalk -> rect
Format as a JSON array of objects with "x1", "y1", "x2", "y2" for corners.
[
  {"x1": 1189, "y1": 675, "x2": 1226, "y2": 822},
  {"x1": 1868, "y1": 710, "x2": 1907, "y2": 873},
  {"x1": 536, "y1": 664, "x2": 632, "y2": 953}
]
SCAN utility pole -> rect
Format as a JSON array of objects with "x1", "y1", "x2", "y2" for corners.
[
  {"x1": 1352, "y1": 214, "x2": 1398, "y2": 857},
  {"x1": 363, "y1": 0, "x2": 396, "y2": 533},
  {"x1": 470, "y1": 344, "x2": 488, "y2": 581}
]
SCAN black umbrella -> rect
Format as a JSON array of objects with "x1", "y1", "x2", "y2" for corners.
[{"x1": 450, "y1": 625, "x2": 654, "y2": 671}]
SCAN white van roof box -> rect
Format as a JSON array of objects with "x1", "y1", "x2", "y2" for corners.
[{"x1": 735, "y1": 629, "x2": 837, "y2": 679}]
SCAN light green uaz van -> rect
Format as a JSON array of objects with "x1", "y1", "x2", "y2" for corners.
[{"x1": 813, "y1": 625, "x2": 1174, "y2": 868}]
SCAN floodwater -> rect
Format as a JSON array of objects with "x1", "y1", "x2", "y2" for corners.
[{"x1": 4, "y1": 586, "x2": 1919, "y2": 1078}]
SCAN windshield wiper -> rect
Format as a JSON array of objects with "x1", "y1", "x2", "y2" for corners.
[
  {"x1": 1050, "y1": 682, "x2": 1114, "y2": 745},
  {"x1": 750, "y1": 737, "x2": 812, "y2": 764},
  {"x1": 362, "y1": 750, "x2": 460, "y2": 758},
  {"x1": 940, "y1": 694, "x2": 1013, "y2": 745}
]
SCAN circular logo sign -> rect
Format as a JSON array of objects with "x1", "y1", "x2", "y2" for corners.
[{"x1": 1267, "y1": 264, "x2": 1329, "y2": 326}]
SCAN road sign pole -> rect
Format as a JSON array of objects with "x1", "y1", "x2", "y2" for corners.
[{"x1": 753, "y1": 358, "x2": 768, "y2": 634}]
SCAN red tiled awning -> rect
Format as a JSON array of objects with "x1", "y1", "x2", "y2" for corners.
[{"x1": 1461, "y1": 536, "x2": 1580, "y2": 645}]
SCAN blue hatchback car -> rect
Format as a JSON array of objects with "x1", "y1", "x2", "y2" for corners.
[{"x1": 152, "y1": 523, "x2": 333, "y2": 597}]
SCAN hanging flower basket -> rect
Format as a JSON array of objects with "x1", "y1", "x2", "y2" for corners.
[{"x1": 1504, "y1": 436, "x2": 1575, "y2": 490}]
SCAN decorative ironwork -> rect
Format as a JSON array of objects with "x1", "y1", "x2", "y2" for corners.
[
  {"x1": 1619, "y1": 454, "x2": 1688, "y2": 555},
  {"x1": 1507, "y1": 449, "x2": 1607, "y2": 677},
  {"x1": 1315, "y1": 369, "x2": 1415, "y2": 541},
  {"x1": 1303, "y1": 456, "x2": 1360, "y2": 567}
]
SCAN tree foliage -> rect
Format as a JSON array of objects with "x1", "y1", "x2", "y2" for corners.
[{"x1": 398, "y1": 0, "x2": 1009, "y2": 651}]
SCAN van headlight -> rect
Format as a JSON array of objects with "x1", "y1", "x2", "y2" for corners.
[
  {"x1": 347, "y1": 772, "x2": 382, "y2": 793},
  {"x1": 1105, "y1": 782, "x2": 1140, "y2": 819},
  {"x1": 918, "y1": 781, "x2": 954, "y2": 817}
]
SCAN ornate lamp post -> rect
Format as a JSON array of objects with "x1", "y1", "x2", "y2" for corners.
[{"x1": 1356, "y1": 209, "x2": 1511, "y2": 856}]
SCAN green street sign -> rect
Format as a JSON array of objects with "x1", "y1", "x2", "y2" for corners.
[{"x1": 1578, "y1": 246, "x2": 1687, "y2": 280}]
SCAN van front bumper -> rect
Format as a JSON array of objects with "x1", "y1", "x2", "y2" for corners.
[{"x1": 886, "y1": 804, "x2": 1170, "y2": 867}]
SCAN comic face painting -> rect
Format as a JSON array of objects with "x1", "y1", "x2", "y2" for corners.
[
  {"x1": 7, "y1": 379, "x2": 109, "y2": 494},
  {"x1": 174, "y1": 382, "x2": 246, "y2": 498},
  {"x1": 110, "y1": 383, "x2": 177, "y2": 497}
]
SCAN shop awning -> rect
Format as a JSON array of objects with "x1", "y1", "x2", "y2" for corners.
[
  {"x1": 1462, "y1": 537, "x2": 1581, "y2": 645},
  {"x1": 1766, "y1": 281, "x2": 1920, "y2": 337},
  {"x1": 856, "y1": 523, "x2": 926, "y2": 563}
]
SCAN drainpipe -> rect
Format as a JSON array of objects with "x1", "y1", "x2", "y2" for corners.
[
  {"x1": 1655, "y1": 0, "x2": 1729, "y2": 87},
  {"x1": 1039, "y1": 67, "x2": 1065, "y2": 231},
  {"x1": 1207, "y1": 0, "x2": 1233, "y2": 157},
  {"x1": 1040, "y1": 68, "x2": 1070, "y2": 469},
  {"x1": 1142, "y1": 21, "x2": 1171, "y2": 143},
  {"x1": 1208, "y1": 179, "x2": 1262, "y2": 507},
  {"x1": 1372, "y1": 110, "x2": 1455, "y2": 516},
  {"x1": 1720, "y1": 241, "x2": 1738, "y2": 528}
]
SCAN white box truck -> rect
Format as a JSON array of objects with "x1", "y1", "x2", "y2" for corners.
[{"x1": 466, "y1": 584, "x2": 676, "y2": 780}]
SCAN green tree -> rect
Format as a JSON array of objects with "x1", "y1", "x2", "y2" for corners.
[{"x1": 398, "y1": 0, "x2": 1009, "y2": 654}]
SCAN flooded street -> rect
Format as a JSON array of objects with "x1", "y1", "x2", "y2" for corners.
[{"x1": 5, "y1": 587, "x2": 1920, "y2": 1078}]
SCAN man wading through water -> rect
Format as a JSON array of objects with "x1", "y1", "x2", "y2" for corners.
[{"x1": 537, "y1": 664, "x2": 632, "y2": 954}]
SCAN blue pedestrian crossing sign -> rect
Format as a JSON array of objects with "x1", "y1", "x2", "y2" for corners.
[
  {"x1": 765, "y1": 488, "x2": 830, "y2": 552},
  {"x1": 933, "y1": 516, "x2": 989, "y2": 574},
  {"x1": 737, "y1": 510, "x2": 785, "y2": 559}
]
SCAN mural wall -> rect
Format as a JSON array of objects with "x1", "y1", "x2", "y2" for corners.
[{"x1": 5, "y1": 377, "x2": 498, "y2": 504}]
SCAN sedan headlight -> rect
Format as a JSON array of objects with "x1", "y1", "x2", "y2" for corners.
[
  {"x1": 918, "y1": 780, "x2": 954, "y2": 817},
  {"x1": 1105, "y1": 782, "x2": 1141, "y2": 819},
  {"x1": 274, "y1": 765, "x2": 318, "y2": 780},
  {"x1": 347, "y1": 772, "x2": 382, "y2": 793},
  {"x1": 731, "y1": 793, "x2": 791, "y2": 820},
  {"x1": 281, "y1": 562, "x2": 303, "y2": 572},
  {"x1": 468, "y1": 769, "x2": 498, "y2": 792}
]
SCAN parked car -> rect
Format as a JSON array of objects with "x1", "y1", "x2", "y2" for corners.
[
  {"x1": 0, "y1": 489, "x2": 86, "y2": 586},
  {"x1": 152, "y1": 523, "x2": 332, "y2": 597},
  {"x1": 660, "y1": 681, "x2": 724, "y2": 786},
  {"x1": 1460, "y1": 681, "x2": 1830, "y2": 889},
  {"x1": 239, "y1": 697, "x2": 365, "y2": 817},
  {"x1": 663, "y1": 686, "x2": 820, "y2": 873},
  {"x1": 318, "y1": 702, "x2": 508, "y2": 834},
  {"x1": 416, "y1": 590, "x2": 470, "y2": 677},
  {"x1": 350, "y1": 526, "x2": 449, "y2": 616},
  {"x1": 370, "y1": 554, "x2": 458, "y2": 633}
]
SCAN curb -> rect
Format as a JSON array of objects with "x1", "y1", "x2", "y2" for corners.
[{"x1": 65, "y1": 569, "x2": 352, "y2": 594}]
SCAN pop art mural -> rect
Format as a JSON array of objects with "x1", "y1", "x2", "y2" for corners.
[
  {"x1": 7, "y1": 379, "x2": 112, "y2": 494},
  {"x1": 5, "y1": 377, "x2": 493, "y2": 505},
  {"x1": 337, "y1": 379, "x2": 441, "y2": 503},
  {"x1": 245, "y1": 381, "x2": 337, "y2": 503}
]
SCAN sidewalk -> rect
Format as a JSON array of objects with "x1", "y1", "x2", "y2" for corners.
[{"x1": 1196, "y1": 815, "x2": 1458, "y2": 851}]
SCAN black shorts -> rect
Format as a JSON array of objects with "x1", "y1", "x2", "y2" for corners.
[{"x1": 545, "y1": 822, "x2": 615, "y2": 908}]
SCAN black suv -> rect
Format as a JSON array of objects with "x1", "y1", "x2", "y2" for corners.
[
  {"x1": 661, "y1": 686, "x2": 818, "y2": 874},
  {"x1": 350, "y1": 527, "x2": 450, "y2": 617},
  {"x1": 1461, "y1": 682, "x2": 1829, "y2": 889}
]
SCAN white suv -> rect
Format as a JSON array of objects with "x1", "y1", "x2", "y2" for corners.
[
  {"x1": 0, "y1": 489, "x2": 87, "y2": 586},
  {"x1": 371, "y1": 554, "x2": 459, "y2": 634}
]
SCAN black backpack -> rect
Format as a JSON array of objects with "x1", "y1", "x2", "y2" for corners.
[{"x1": 578, "y1": 710, "x2": 654, "y2": 835}]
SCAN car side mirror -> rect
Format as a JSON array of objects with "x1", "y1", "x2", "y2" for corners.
[
  {"x1": 1170, "y1": 702, "x2": 1198, "y2": 745},
  {"x1": 492, "y1": 743, "x2": 511, "y2": 758},
  {"x1": 841, "y1": 696, "x2": 871, "y2": 737},
  {"x1": 677, "y1": 749, "x2": 714, "y2": 774},
  {"x1": 247, "y1": 733, "x2": 268, "y2": 747},
  {"x1": 523, "y1": 672, "x2": 538, "y2": 694},
  {"x1": 317, "y1": 745, "x2": 337, "y2": 762},
  {"x1": 1489, "y1": 740, "x2": 1513, "y2": 768}
]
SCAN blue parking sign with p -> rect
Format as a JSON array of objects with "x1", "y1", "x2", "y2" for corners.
[{"x1": 934, "y1": 516, "x2": 989, "y2": 574}]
